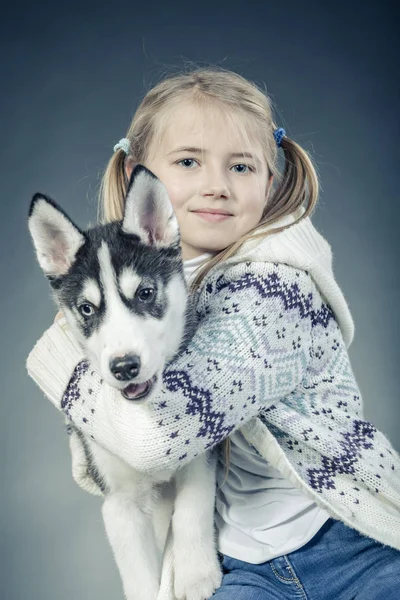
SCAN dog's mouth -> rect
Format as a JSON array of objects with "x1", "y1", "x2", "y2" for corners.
[{"x1": 121, "y1": 374, "x2": 157, "y2": 401}]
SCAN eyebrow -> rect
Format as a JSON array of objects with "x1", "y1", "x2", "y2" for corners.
[{"x1": 167, "y1": 146, "x2": 262, "y2": 165}]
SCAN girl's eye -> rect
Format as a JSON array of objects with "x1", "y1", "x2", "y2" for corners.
[
  {"x1": 137, "y1": 288, "x2": 155, "y2": 303},
  {"x1": 79, "y1": 303, "x2": 95, "y2": 317},
  {"x1": 176, "y1": 159, "x2": 254, "y2": 173},
  {"x1": 231, "y1": 164, "x2": 254, "y2": 174},
  {"x1": 177, "y1": 158, "x2": 198, "y2": 169}
]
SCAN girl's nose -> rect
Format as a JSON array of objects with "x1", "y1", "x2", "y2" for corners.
[
  {"x1": 202, "y1": 185, "x2": 231, "y2": 198},
  {"x1": 201, "y1": 171, "x2": 231, "y2": 198}
]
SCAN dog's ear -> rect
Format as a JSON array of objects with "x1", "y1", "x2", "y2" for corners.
[
  {"x1": 122, "y1": 165, "x2": 180, "y2": 248},
  {"x1": 28, "y1": 194, "x2": 86, "y2": 277}
]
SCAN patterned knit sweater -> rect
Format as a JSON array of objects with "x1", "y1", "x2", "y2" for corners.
[{"x1": 27, "y1": 210, "x2": 400, "y2": 561}]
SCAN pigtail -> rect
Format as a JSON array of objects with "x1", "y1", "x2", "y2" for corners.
[
  {"x1": 267, "y1": 135, "x2": 319, "y2": 224},
  {"x1": 98, "y1": 149, "x2": 129, "y2": 224}
]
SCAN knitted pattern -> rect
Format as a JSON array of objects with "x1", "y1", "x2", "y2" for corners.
[{"x1": 41, "y1": 260, "x2": 400, "y2": 552}]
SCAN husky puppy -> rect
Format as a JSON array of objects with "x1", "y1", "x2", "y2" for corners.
[{"x1": 28, "y1": 165, "x2": 222, "y2": 600}]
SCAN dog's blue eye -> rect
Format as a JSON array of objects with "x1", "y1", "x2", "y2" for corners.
[
  {"x1": 79, "y1": 303, "x2": 95, "y2": 317},
  {"x1": 137, "y1": 288, "x2": 155, "y2": 302}
]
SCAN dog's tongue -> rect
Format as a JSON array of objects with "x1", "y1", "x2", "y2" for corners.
[{"x1": 123, "y1": 381, "x2": 149, "y2": 400}]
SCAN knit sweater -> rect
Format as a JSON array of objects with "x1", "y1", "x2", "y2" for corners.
[{"x1": 27, "y1": 210, "x2": 400, "y2": 575}]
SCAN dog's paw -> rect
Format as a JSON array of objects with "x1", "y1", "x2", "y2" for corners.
[{"x1": 174, "y1": 557, "x2": 222, "y2": 600}]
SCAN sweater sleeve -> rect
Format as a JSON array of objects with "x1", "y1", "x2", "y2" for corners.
[{"x1": 27, "y1": 261, "x2": 314, "y2": 474}]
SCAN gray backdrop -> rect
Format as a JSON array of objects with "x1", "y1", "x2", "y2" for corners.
[{"x1": 1, "y1": 1, "x2": 399, "y2": 599}]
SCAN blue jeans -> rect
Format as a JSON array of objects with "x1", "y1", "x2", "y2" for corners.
[{"x1": 211, "y1": 518, "x2": 400, "y2": 599}]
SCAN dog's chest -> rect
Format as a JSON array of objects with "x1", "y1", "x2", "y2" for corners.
[{"x1": 87, "y1": 436, "x2": 173, "y2": 496}]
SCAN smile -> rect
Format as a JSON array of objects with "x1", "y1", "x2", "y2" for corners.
[
  {"x1": 192, "y1": 211, "x2": 233, "y2": 223},
  {"x1": 122, "y1": 374, "x2": 157, "y2": 401}
]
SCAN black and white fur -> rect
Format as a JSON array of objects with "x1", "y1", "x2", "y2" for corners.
[{"x1": 28, "y1": 165, "x2": 222, "y2": 600}]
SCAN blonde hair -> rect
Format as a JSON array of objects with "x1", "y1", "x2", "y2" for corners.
[{"x1": 99, "y1": 66, "x2": 319, "y2": 485}]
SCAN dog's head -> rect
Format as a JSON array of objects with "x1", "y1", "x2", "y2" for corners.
[{"x1": 28, "y1": 165, "x2": 187, "y2": 403}]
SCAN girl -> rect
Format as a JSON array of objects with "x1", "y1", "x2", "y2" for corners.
[{"x1": 27, "y1": 68, "x2": 400, "y2": 599}]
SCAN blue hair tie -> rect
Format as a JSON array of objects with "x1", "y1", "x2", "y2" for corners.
[
  {"x1": 273, "y1": 128, "x2": 286, "y2": 148},
  {"x1": 113, "y1": 138, "x2": 131, "y2": 154}
]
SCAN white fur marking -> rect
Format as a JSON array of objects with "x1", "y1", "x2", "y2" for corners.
[
  {"x1": 95, "y1": 243, "x2": 154, "y2": 383},
  {"x1": 81, "y1": 278, "x2": 101, "y2": 307},
  {"x1": 119, "y1": 268, "x2": 141, "y2": 300},
  {"x1": 97, "y1": 242, "x2": 119, "y2": 305}
]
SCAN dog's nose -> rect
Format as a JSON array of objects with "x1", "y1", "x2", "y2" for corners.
[{"x1": 110, "y1": 354, "x2": 141, "y2": 381}]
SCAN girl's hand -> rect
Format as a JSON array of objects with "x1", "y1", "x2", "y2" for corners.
[{"x1": 54, "y1": 310, "x2": 64, "y2": 323}]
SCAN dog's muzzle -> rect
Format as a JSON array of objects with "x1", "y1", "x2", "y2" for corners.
[{"x1": 109, "y1": 354, "x2": 157, "y2": 401}]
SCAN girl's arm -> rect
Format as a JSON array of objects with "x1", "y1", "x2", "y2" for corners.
[{"x1": 27, "y1": 261, "x2": 313, "y2": 474}]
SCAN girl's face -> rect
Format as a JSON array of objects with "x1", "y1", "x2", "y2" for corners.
[{"x1": 133, "y1": 102, "x2": 272, "y2": 260}]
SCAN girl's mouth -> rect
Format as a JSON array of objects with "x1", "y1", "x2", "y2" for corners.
[{"x1": 193, "y1": 211, "x2": 232, "y2": 223}]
